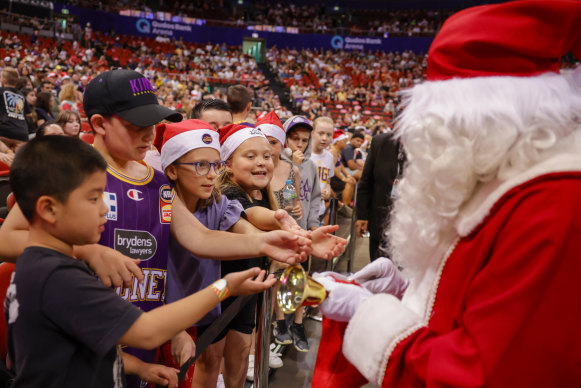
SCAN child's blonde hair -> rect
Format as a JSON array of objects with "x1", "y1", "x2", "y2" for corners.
[{"x1": 313, "y1": 116, "x2": 334, "y2": 131}]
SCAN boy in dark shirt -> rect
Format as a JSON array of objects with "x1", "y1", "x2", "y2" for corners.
[{"x1": 6, "y1": 136, "x2": 276, "y2": 387}]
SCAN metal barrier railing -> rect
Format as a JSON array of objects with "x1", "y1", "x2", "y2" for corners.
[
  {"x1": 346, "y1": 183, "x2": 359, "y2": 274},
  {"x1": 254, "y1": 280, "x2": 272, "y2": 387}
]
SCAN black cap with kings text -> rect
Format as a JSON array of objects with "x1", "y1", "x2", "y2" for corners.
[{"x1": 83, "y1": 69, "x2": 182, "y2": 127}]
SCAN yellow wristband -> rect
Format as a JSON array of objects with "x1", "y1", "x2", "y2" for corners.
[{"x1": 210, "y1": 279, "x2": 230, "y2": 302}]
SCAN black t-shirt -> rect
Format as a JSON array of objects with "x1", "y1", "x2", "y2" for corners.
[
  {"x1": 340, "y1": 143, "x2": 362, "y2": 167},
  {"x1": 221, "y1": 185, "x2": 270, "y2": 274},
  {"x1": 0, "y1": 87, "x2": 28, "y2": 141},
  {"x1": 6, "y1": 247, "x2": 143, "y2": 387}
]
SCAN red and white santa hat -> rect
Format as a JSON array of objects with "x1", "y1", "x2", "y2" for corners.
[
  {"x1": 219, "y1": 123, "x2": 268, "y2": 160},
  {"x1": 154, "y1": 119, "x2": 220, "y2": 172},
  {"x1": 397, "y1": 0, "x2": 581, "y2": 137},
  {"x1": 332, "y1": 129, "x2": 348, "y2": 144},
  {"x1": 255, "y1": 111, "x2": 286, "y2": 146}
]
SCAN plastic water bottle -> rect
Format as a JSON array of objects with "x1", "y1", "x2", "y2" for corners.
[{"x1": 281, "y1": 179, "x2": 298, "y2": 217}]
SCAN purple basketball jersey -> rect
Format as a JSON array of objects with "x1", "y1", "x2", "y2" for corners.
[{"x1": 99, "y1": 164, "x2": 172, "y2": 387}]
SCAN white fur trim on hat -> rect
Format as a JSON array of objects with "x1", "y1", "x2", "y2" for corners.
[
  {"x1": 332, "y1": 134, "x2": 348, "y2": 144},
  {"x1": 257, "y1": 123, "x2": 286, "y2": 146},
  {"x1": 220, "y1": 127, "x2": 267, "y2": 161},
  {"x1": 161, "y1": 130, "x2": 220, "y2": 172}
]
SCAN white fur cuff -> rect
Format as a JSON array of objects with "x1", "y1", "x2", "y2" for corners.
[{"x1": 344, "y1": 293, "x2": 423, "y2": 385}]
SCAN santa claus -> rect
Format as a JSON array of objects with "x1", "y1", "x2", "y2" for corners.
[{"x1": 312, "y1": 1, "x2": 581, "y2": 387}]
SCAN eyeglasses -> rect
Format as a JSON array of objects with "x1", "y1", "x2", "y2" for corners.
[{"x1": 174, "y1": 160, "x2": 227, "y2": 176}]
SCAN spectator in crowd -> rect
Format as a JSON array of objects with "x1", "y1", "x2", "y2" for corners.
[
  {"x1": 34, "y1": 91, "x2": 55, "y2": 128},
  {"x1": 227, "y1": 85, "x2": 254, "y2": 125},
  {"x1": 54, "y1": 110, "x2": 82, "y2": 137},
  {"x1": 37, "y1": 80, "x2": 54, "y2": 95},
  {"x1": 355, "y1": 132, "x2": 400, "y2": 261},
  {"x1": 58, "y1": 83, "x2": 80, "y2": 113},
  {"x1": 310, "y1": 116, "x2": 336, "y2": 222},
  {"x1": 15, "y1": 76, "x2": 33, "y2": 91},
  {"x1": 0, "y1": 67, "x2": 29, "y2": 148},
  {"x1": 35, "y1": 122, "x2": 65, "y2": 137},
  {"x1": 20, "y1": 88, "x2": 38, "y2": 134},
  {"x1": 281, "y1": 115, "x2": 323, "y2": 352},
  {"x1": 329, "y1": 130, "x2": 356, "y2": 216},
  {"x1": 340, "y1": 130, "x2": 364, "y2": 180},
  {"x1": 187, "y1": 98, "x2": 233, "y2": 130}
]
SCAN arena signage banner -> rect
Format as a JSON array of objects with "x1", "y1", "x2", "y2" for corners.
[
  {"x1": 330, "y1": 36, "x2": 384, "y2": 51},
  {"x1": 55, "y1": 4, "x2": 433, "y2": 54}
]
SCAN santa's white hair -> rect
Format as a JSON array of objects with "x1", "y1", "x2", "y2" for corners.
[{"x1": 388, "y1": 68, "x2": 581, "y2": 283}]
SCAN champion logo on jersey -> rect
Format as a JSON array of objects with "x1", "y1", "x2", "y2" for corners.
[
  {"x1": 103, "y1": 192, "x2": 117, "y2": 221},
  {"x1": 127, "y1": 189, "x2": 144, "y2": 201}
]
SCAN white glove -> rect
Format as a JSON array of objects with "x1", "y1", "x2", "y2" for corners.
[
  {"x1": 312, "y1": 273, "x2": 373, "y2": 322},
  {"x1": 349, "y1": 257, "x2": 409, "y2": 299}
]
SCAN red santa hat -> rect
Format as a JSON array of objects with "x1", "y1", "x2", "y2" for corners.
[
  {"x1": 397, "y1": 0, "x2": 581, "y2": 138},
  {"x1": 427, "y1": 0, "x2": 581, "y2": 81},
  {"x1": 154, "y1": 119, "x2": 220, "y2": 172},
  {"x1": 256, "y1": 110, "x2": 268, "y2": 120},
  {"x1": 255, "y1": 111, "x2": 286, "y2": 146},
  {"x1": 332, "y1": 129, "x2": 348, "y2": 144},
  {"x1": 219, "y1": 123, "x2": 268, "y2": 161}
]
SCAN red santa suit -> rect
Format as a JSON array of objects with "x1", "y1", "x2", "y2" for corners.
[
  {"x1": 313, "y1": 1, "x2": 581, "y2": 387},
  {"x1": 343, "y1": 152, "x2": 581, "y2": 387}
]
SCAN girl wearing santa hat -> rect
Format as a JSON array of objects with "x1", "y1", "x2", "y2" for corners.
[
  {"x1": 217, "y1": 123, "x2": 347, "y2": 386},
  {"x1": 255, "y1": 111, "x2": 306, "y2": 353},
  {"x1": 155, "y1": 119, "x2": 297, "y2": 388}
]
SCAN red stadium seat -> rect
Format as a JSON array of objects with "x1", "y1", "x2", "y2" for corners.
[
  {"x1": 0, "y1": 263, "x2": 15, "y2": 361},
  {"x1": 81, "y1": 122, "x2": 92, "y2": 133},
  {"x1": 80, "y1": 132, "x2": 94, "y2": 144},
  {"x1": 0, "y1": 161, "x2": 9, "y2": 177}
]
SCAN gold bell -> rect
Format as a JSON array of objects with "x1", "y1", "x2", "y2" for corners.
[{"x1": 277, "y1": 264, "x2": 327, "y2": 314}]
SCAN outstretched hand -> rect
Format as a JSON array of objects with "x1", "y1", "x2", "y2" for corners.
[
  {"x1": 310, "y1": 225, "x2": 347, "y2": 260},
  {"x1": 75, "y1": 244, "x2": 143, "y2": 288},
  {"x1": 224, "y1": 267, "x2": 277, "y2": 296},
  {"x1": 260, "y1": 229, "x2": 311, "y2": 263},
  {"x1": 274, "y1": 209, "x2": 308, "y2": 238}
]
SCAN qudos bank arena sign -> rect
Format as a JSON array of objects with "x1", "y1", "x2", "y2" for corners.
[
  {"x1": 135, "y1": 18, "x2": 193, "y2": 36},
  {"x1": 331, "y1": 35, "x2": 383, "y2": 51}
]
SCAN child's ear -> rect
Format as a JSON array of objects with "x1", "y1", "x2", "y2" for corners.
[
  {"x1": 90, "y1": 114, "x2": 107, "y2": 136},
  {"x1": 36, "y1": 195, "x2": 59, "y2": 225},
  {"x1": 165, "y1": 165, "x2": 178, "y2": 181}
]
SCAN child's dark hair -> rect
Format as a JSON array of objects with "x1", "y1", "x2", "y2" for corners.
[
  {"x1": 189, "y1": 98, "x2": 231, "y2": 120},
  {"x1": 35, "y1": 91, "x2": 53, "y2": 113},
  {"x1": 10, "y1": 136, "x2": 107, "y2": 221},
  {"x1": 226, "y1": 85, "x2": 252, "y2": 114}
]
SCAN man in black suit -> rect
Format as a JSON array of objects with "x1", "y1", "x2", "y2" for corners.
[{"x1": 355, "y1": 132, "x2": 400, "y2": 261}]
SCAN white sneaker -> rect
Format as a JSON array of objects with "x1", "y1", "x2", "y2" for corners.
[
  {"x1": 246, "y1": 354, "x2": 254, "y2": 381},
  {"x1": 269, "y1": 343, "x2": 283, "y2": 369}
]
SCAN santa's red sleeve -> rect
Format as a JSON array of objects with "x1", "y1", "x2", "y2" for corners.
[{"x1": 341, "y1": 177, "x2": 581, "y2": 387}]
